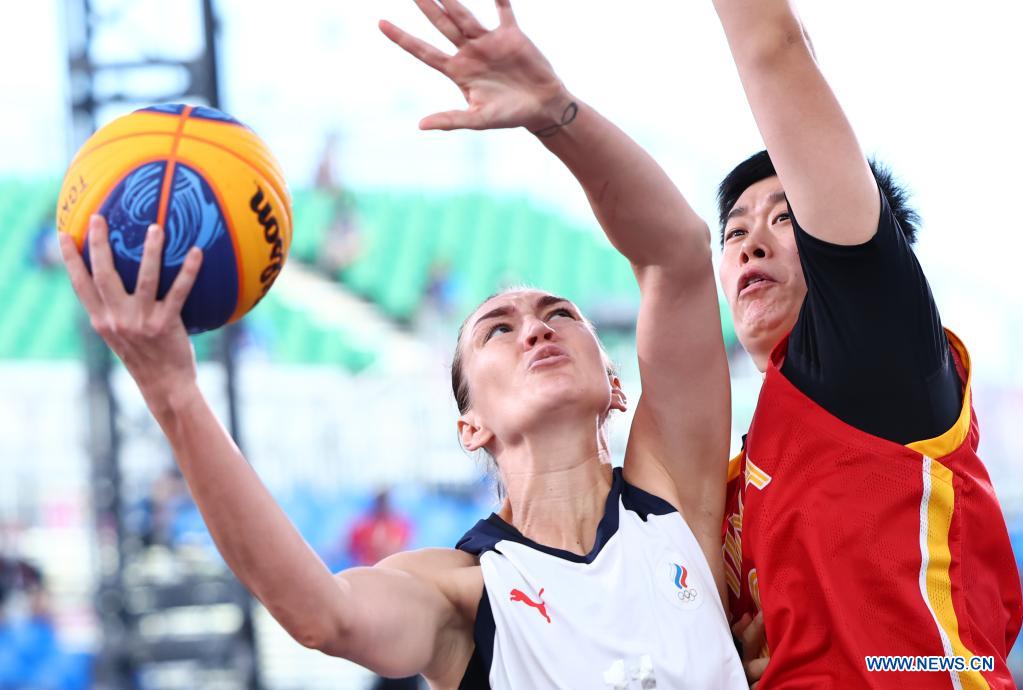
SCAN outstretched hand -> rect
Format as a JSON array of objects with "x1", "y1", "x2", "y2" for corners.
[
  {"x1": 380, "y1": 0, "x2": 571, "y2": 133},
  {"x1": 59, "y1": 215, "x2": 203, "y2": 407}
]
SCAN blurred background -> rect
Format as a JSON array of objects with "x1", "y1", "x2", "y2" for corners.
[{"x1": 1, "y1": 1, "x2": 1021, "y2": 688}]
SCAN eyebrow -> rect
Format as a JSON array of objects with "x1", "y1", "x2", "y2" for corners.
[
  {"x1": 472, "y1": 295, "x2": 571, "y2": 332},
  {"x1": 725, "y1": 191, "x2": 788, "y2": 221}
]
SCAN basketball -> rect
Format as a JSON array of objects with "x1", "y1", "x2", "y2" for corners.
[{"x1": 56, "y1": 104, "x2": 292, "y2": 333}]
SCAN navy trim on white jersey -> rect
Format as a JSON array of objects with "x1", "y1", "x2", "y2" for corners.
[
  {"x1": 459, "y1": 585, "x2": 495, "y2": 690},
  {"x1": 456, "y1": 467, "x2": 675, "y2": 563},
  {"x1": 455, "y1": 467, "x2": 680, "y2": 688}
]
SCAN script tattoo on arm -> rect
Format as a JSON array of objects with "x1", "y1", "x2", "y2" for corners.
[{"x1": 532, "y1": 102, "x2": 579, "y2": 138}]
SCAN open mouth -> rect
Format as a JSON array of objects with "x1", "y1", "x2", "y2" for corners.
[{"x1": 738, "y1": 270, "x2": 775, "y2": 296}]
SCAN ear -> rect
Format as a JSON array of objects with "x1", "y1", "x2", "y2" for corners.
[
  {"x1": 608, "y1": 376, "x2": 627, "y2": 413},
  {"x1": 457, "y1": 413, "x2": 494, "y2": 452}
]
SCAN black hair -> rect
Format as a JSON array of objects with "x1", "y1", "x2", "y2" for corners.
[{"x1": 716, "y1": 150, "x2": 920, "y2": 246}]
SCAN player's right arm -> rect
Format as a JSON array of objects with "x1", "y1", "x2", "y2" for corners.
[
  {"x1": 58, "y1": 216, "x2": 475, "y2": 681},
  {"x1": 712, "y1": 0, "x2": 879, "y2": 245}
]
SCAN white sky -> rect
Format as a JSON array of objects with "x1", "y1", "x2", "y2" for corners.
[{"x1": 3, "y1": 0, "x2": 1022, "y2": 385}]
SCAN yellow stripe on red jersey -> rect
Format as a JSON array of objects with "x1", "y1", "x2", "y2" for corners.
[{"x1": 722, "y1": 330, "x2": 1022, "y2": 688}]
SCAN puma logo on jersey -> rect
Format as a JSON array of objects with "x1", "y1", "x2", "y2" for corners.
[
  {"x1": 745, "y1": 457, "x2": 773, "y2": 491},
  {"x1": 510, "y1": 587, "x2": 551, "y2": 623}
]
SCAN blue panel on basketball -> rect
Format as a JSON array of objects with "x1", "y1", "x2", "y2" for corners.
[
  {"x1": 84, "y1": 162, "x2": 239, "y2": 334},
  {"x1": 141, "y1": 104, "x2": 187, "y2": 115},
  {"x1": 165, "y1": 164, "x2": 238, "y2": 333},
  {"x1": 139, "y1": 104, "x2": 248, "y2": 128},
  {"x1": 83, "y1": 161, "x2": 163, "y2": 297},
  {"x1": 189, "y1": 106, "x2": 248, "y2": 128}
]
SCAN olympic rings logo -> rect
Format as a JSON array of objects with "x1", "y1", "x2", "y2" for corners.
[{"x1": 676, "y1": 588, "x2": 699, "y2": 603}]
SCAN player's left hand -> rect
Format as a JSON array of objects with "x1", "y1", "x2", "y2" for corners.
[
  {"x1": 379, "y1": 0, "x2": 570, "y2": 133},
  {"x1": 732, "y1": 611, "x2": 769, "y2": 687}
]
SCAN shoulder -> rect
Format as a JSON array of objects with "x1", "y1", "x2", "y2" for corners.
[
  {"x1": 617, "y1": 466, "x2": 682, "y2": 519},
  {"x1": 379, "y1": 546, "x2": 478, "y2": 572},
  {"x1": 792, "y1": 184, "x2": 909, "y2": 265},
  {"x1": 378, "y1": 548, "x2": 483, "y2": 621}
]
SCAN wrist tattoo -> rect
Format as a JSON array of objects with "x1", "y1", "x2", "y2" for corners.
[{"x1": 532, "y1": 101, "x2": 579, "y2": 138}]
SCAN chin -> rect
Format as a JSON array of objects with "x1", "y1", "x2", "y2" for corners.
[
  {"x1": 532, "y1": 379, "x2": 605, "y2": 414},
  {"x1": 737, "y1": 315, "x2": 795, "y2": 366}
]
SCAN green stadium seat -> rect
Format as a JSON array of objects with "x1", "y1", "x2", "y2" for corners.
[
  {"x1": 0, "y1": 179, "x2": 737, "y2": 362},
  {"x1": 289, "y1": 188, "x2": 338, "y2": 263}
]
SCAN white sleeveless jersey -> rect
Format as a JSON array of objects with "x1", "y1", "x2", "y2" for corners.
[{"x1": 455, "y1": 468, "x2": 746, "y2": 689}]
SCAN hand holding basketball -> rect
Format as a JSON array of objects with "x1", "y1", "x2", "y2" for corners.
[
  {"x1": 56, "y1": 104, "x2": 291, "y2": 334},
  {"x1": 60, "y1": 215, "x2": 202, "y2": 406},
  {"x1": 380, "y1": 0, "x2": 569, "y2": 133}
]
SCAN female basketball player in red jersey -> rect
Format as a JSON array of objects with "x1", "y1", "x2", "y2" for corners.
[
  {"x1": 712, "y1": 0, "x2": 1022, "y2": 687},
  {"x1": 60, "y1": 1, "x2": 748, "y2": 687}
]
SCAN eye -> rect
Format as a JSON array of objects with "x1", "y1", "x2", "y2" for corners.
[
  {"x1": 546, "y1": 307, "x2": 574, "y2": 321},
  {"x1": 772, "y1": 212, "x2": 791, "y2": 225},
  {"x1": 484, "y1": 323, "x2": 512, "y2": 342},
  {"x1": 724, "y1": 227, "x2": 747, "y2": 242}
]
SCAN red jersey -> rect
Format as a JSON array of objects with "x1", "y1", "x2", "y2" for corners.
[{"x1": 723, "y1": 331, "x2": 1022, "y2": 688}]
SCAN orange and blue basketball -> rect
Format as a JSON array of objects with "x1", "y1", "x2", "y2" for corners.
[{"x1": 56, "y1": 103, "x2": 292, "y2": 333}]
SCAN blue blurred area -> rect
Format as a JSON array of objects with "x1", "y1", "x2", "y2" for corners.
[
  {"x1": 0, "y1": 618, "x2": 92, "y2": 690},
  {"x1": 1008, "y1": 514, "x2": 1023, "y2": 683},
  {"x1": 167, "y1": 482, "x2": 494, "y2": 573}
]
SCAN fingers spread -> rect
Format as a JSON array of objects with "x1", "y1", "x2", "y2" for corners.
[
  {"x1": 379, "y1": 19, "x2": 450, "y2": 73},
  {"x1": 87, "y1": 214, "x2": 127, "y2": 304},
  {"x1": 162, "y1": 247, "x2": 203, "y2": 318},
  {"x1": 410, "y1": 0, "x2": 464, "y2": 45},
  {"x1": 495, "y1": 0, "x2": 517, "y2": 26},
  {"x1": 439, "y1": 0, "x2": 486, "y2": 38},
  {"x1": 135, "y1": 224, "x2": 164, "y2": 301},
  {"x1": 58, "y1": 232, "x2": 104, "y2": 316}
]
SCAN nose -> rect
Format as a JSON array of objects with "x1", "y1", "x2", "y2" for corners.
[
  {"x1": 739, "y1": 221, "x2": 771, "y2": 265},
  {"x1": 522, "y1": 316, "x2": 555, "y2": 348}
]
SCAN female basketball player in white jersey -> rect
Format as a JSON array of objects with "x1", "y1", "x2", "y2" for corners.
[{"x1": 59, "y1": 0, "x2": 747, "y2": 687}]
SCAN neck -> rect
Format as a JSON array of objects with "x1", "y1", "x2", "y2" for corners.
[
  {"x1": 495, "y1": 418, "x2": 613, "y2": 556},
  {"x1": 742, "y1": 335, "x2": 775, "y2": 372}
]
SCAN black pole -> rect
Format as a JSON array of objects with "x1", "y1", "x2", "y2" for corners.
[
  {"x1": 202, "y1": 0, "x2": 221, "y2": 110},
  {"x1": 65, "y1": 0, "x2": 262, "y2": 686}
]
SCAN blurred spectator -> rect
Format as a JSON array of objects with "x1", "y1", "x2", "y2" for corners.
[
  {"x1": 0, "y1": 555, "x2": 44, "y2": 615},
  {"x1": 28, "y1": 203, "x2": 61, "y2": 270},
  {"x1": 423, "y1": 259, "x2": 460, "y2": 320},
  {"x1": 0, "y1": 550, "x2": 91, "y2": 689},
  {"x1": 348, "y1": 490, "x2": 412, "y2": 568},
  {"x1": 139, "y1": 466, "x2": 192, "y2": 549},
  {"x1": 314, "y1": 132, "x2": 363, "y2": 276},
  {"x1": 346, "y1": 491, "x2": 420, "y2": 690}
]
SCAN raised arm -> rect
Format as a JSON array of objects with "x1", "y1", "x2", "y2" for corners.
[
  {"x1": 713, "y1": 0, "x2": 879, "y2": 244},
  {"x1": 543, "y1": 104, "x2": 730, "y2": 550},
  {"x1": 58, "y1": 217, "x2": 474, "y2": 683},
  {"x1": 381, "y1": 0, "x2": 730, "y2": 551}
]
